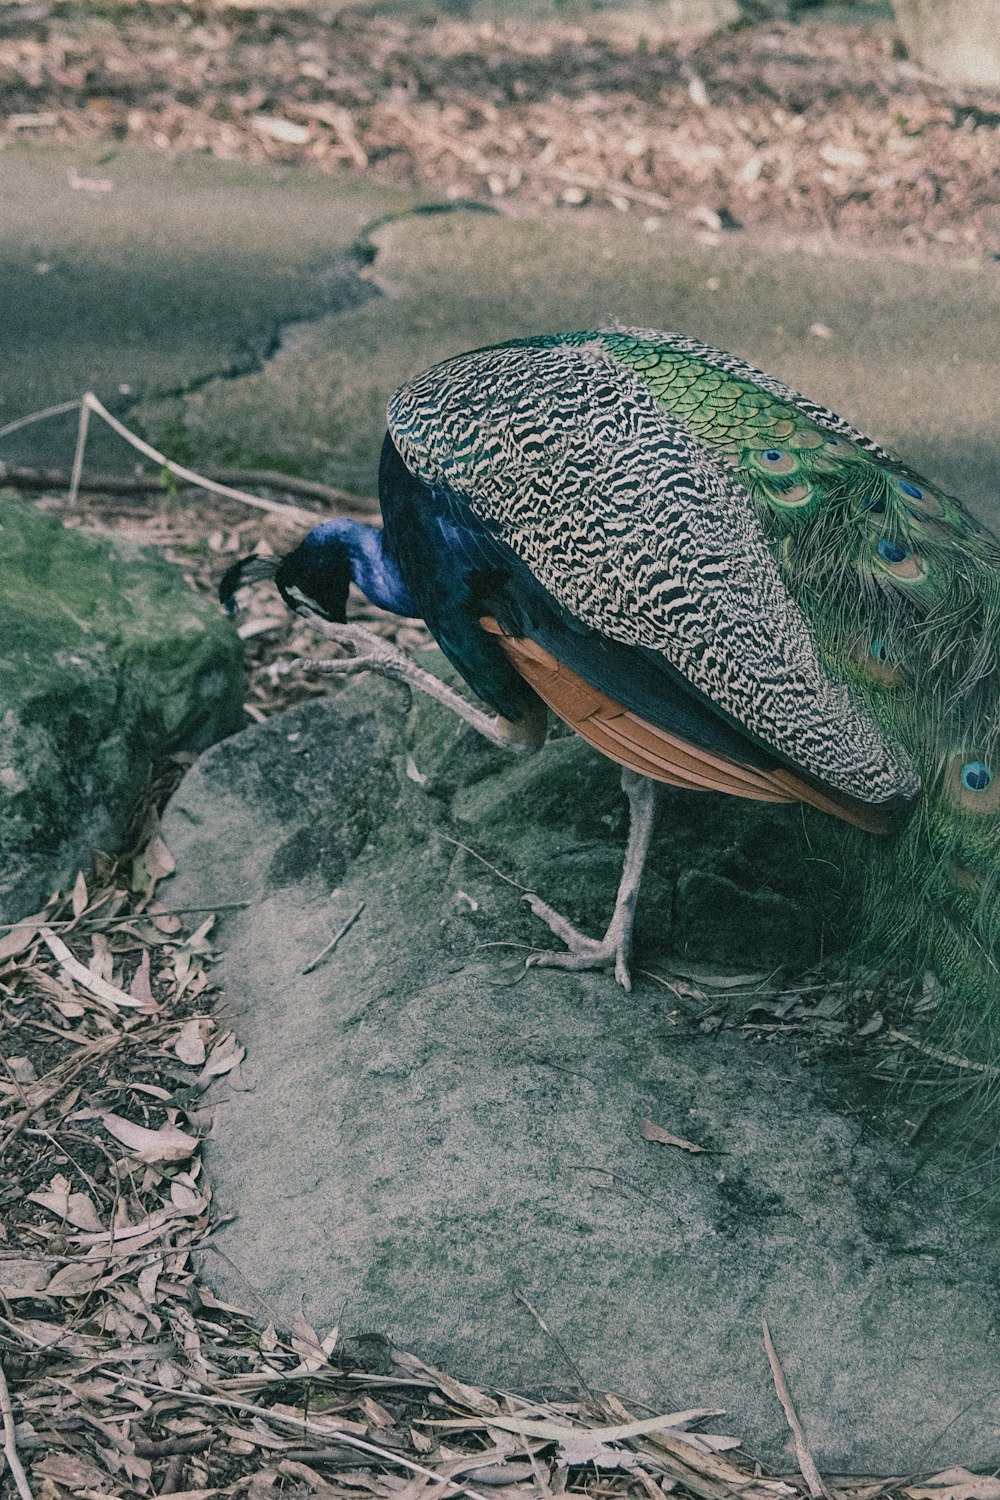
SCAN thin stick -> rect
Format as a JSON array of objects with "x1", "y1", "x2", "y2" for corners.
[
  {"x1": 761, "y1": 1318, "x2": 830, "y2": 1500},
  {"x1": 67, "y1": 395, "x2": 89, "y2": 505},
  {"x1": 71, "y1": 392, "x2": 322, "y2": 528},
  {"x1": 0, "y1": 902, "x2": 249, "y2": 934},
  {"x1": 888, "y1": 1029, "x2": 1000, "y2": 1078},
  {"x1": 296, "y1": 619, "x2": 528, "y2": 752},
  {"x1": 99, "y1": 1369, "x2": 493, "y2": 1500},
  {"x1": 0, "y1": 459, "x2": 372, "y2": 513},
  {"x1": 0, "y1": 1353, "x2": 35, "y2": 1500},
  {"x1": 0, "y1": 399, "x2": 82, "y2": 443},
  {"x1": 302, "y1": 903, "x2": 365, "y2": 974},
  {"x1": 513, "y1": 1290, "x2": 601, "y2": 1411},
  {"x1": 441, "y1": 835, "x2": 528, "y2": 891}
]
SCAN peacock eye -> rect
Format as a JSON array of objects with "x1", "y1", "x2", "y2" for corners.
[
  {"x1": 859, "y1": 492, "x2": 887, "y2": 514},
  {"x1": 870, "y1": 638, "x2": 888, "y2": 662},
  {"x1": 961, "y1": 760, "x2": 993, "y2": 792},
  {"x1": 899, "y1": 481, "x2": 923, "y2": 500},
  {"x1": 756, "y1": 447, "x2": 797, "y2": 475},
  {"x1": 878, "y1": 538, "x2": 908, "y2": 564},
  {"x1": 790, "y1": 428, "x2": 824, "y2": 449}
]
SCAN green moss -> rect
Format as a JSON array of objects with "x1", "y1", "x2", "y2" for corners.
[{"x1": 0, "y1": 494, "x2": 245, "y2": 920}]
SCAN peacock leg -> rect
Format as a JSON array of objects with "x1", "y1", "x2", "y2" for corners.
[{"x1": 524, "y1": 769, "x2": 657, "y2": 992}]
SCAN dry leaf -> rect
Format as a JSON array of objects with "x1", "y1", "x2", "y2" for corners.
[
  {"x1": 170, "y1": 1179, "x2": 209, "y2": 1215},
  {"x1": 33, "y1": 1450, "x2": 109, "y2": 1488},
  {"x1": 143, "y1": 833, "x2": 176, "y2": 881},
  {"x1": 199, "y1": 1033, "x2": 246, "y2": 1080},
  {"x1": 129, "y1": 948, "x2": 156, "y2": 1007},
  {"x1": 907, "y1": 1471, "x2": 1000, "y2": 1500},
  {"x1": 41, "y1": 928, "x2": 143, "y2": 1010},
  {"x1": 291, "y1": 1309, "x2": 328, "y2": 1371},
  {"x1": 0, "y1": 911, "x2": 47, "y2": 962},
  {"x1": 642, "y1": 1119, "x2": 706, "y2": 1154},
  {"x1": 71, "y1": 868, "x2": 89, "y2": 918},
  {"x1": 174, "y1": 1017, "x2": 208, "y2": 1066},
  {"x1": 0, "y1": 1259, "x2": 51, "y2": 1298},
  {"x1": 45, "y1": 1259, "x2": 108, "y2": 1296},
  {"x1": 102, "y1": 1112, "x2": 200, "y2": 1162},
  {"x1": 27, "y1": 1173, "x2": 104, "y2": 1231},
  {"x1": 361, "y1": 1394, "x2": 395, "y2": 1428},
  {"x1": 556, "y1": 1434, "x2": 640, "y2": 1470},
  {"x1": 488, "y1": 1410, "x2": 722, "y2": 1445}
]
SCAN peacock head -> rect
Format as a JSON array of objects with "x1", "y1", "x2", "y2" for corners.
[{"x1": 219, "y1": 523, "x2": 352, "y2": 623}]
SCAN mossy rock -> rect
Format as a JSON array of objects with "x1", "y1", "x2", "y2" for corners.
[{"x1": 0, "y1": 494, "x2": 245, "y2": 921}]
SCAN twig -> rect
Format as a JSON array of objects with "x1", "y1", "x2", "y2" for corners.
[
  {"x1": 0, "y1": 1035, "x2": 122, "y2": 1159},
  {"x1": 295, "y1": 619, "x2": 531, "y2": 753},
  {"x1": 302, "y1": 903, "x2": 366, "y2": 974},
  {"x1": 0, "y1": 459, "x2": 372, "y2": 513},
  {"x1": 0, "y1": 902, "x2": 249, "y2": 933},
  {"x1": 540, "y1": 166, "x2": 676, "y2": 213},
  {"x1": 67, "y1": 393, "x2": 89, "y2": 504},
  {"x1": 68, "y1": 392, "x2": 321, "y2": 525},
  {"x1": 0, "y1": 1352, "x2": 35, "y2": 1500},
  {"x1": 761, "y1": 1318, "x2": 831, "y2": 1500},
  {"x1": 441, "y1": 835, "x2": 529, "y2": 891},
  {"x1": 888, "y1": 1029, "x2": 1000, "y2": 1078},
  {"x1": 512, "y1": 1290, "x2": 601, "y2": 1411},
  {"x1": 99, "y1": 1369, "x2": 495, "y2": 1500},
  {"x1": 0, "y1": 399, "x2": 82, "y2": 442},
  {"x1": 0, "y1": 391, "x2": 324, "y2": 527}
]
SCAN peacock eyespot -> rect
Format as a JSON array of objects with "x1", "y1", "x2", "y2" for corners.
[
  {"x1": 961, "y1": 760, "x2": 992, "y2": 792},
  {"x1": 854, "y1": 633, "x2": 906, "y2": 685},
  {"x1": 790, "y1": 428, "x2": 824, "y2": 449},
  {"x1": 891, "y1": 475, "x2": 944, "y2": 517},
  {"x1": 755, "y1": 447, "x2": 797, "y2": 475},
  {"x1": 948, "y1": 752, "x2": 1000, "y2": 812},
  {"x1": 875, "y1": 536, "x2": 929, "y2": 585},
  {"x1": 768, "y1": 481, "x2": 813, "y2": 508}
]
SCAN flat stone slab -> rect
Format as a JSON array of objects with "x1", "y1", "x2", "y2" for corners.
[{"x1": 162, "y1": 681, "x2": 1000, "y2": 1474}]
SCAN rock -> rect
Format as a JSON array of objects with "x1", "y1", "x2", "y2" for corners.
[
  {"x1": 161, "y1": 672, "x2": 1000, "y2": 1471},
  {"x1": 893, "y1": 0, "x2": 1000, "y2": 87},
  {"x1": 0, "y1": 494, "x2": 244, "y2": 921}
]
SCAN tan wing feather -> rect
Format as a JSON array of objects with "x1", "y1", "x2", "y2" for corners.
[{"x1": 481, "y1": 618, "x2": 890, "y2": 836}]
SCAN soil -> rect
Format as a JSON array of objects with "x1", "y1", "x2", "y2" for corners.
[{"x1": 1, "y1": 0, "x2": 998, "y2": 260}]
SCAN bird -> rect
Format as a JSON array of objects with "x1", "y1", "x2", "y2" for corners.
[{"x1": 220, "y1": 329, "x2": 1000, "y2": 1069}]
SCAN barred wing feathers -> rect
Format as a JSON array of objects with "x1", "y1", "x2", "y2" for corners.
[{"x1": 387, "y1": 342, "x2": 918, "y2": 811}]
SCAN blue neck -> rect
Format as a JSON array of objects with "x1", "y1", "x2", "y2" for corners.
[{"x1": 304, "y1": 519, "x2": 418, "y2": 617}]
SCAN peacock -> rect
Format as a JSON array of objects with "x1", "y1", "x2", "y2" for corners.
[{"x1": 221, "y1": 329, "x2": 1000, "y2": 1072}]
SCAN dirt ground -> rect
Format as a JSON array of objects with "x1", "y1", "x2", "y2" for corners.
[{"x1": 1, "y1": 1, "x2": 998, "y2": 260}]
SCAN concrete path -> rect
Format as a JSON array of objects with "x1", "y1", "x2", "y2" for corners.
[{"x1": 0, "y1": 146, "x2": 406, "y2": 467}]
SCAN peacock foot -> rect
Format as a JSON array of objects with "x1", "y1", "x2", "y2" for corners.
[{"x1": 522, "y1": 892, "x2": 634, "y2": 991}]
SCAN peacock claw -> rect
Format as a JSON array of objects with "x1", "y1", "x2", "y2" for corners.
[{"x1": 523, "y1": 892, "x2": 634, "y2": 991}]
